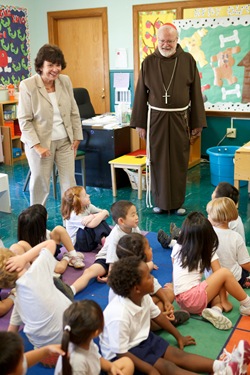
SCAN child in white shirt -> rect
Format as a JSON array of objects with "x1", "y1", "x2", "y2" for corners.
[
  {"x1": 207, "y1": 197, "x2": 250, "y2": 288},
  {"x1": 100, "y1": 256, "x2": 250, "y2": 374},
  {"x1": 61, "y1": 185, "x2": 111, "y2": 252},
  {"x1": 55, "y1": 299, "x2": 134, "y2": 375},
  {"x1": 211, "y1": 181, "x2": 245, "y2": 241},
  {"x1": 1, "y1": 240, "x2": 72, "y2": 356},
  {"x1": 0, "y1": 331, "x2": 64, "y2": 375},
  {"x1": 69, "y1": 200, "x2": 141, "y2": 295}
]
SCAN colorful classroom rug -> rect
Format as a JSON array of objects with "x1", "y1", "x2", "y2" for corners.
[{"x1": 0, "y1": 231, "x2": 249, "y2": 374}]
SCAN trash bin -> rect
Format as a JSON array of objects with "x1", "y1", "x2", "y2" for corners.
[{"x1": 206, "y1": 146, "x2": 247, "y2": 187}]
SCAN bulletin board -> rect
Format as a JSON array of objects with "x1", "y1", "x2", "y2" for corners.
[
  {"x1": 0, "y1": 5, "x2": 31, "y2": 88},
  {"x1": 133, "y1": 0, "x2": 250, "y2": 116}
]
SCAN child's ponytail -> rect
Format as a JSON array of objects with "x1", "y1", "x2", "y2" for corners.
[
  {"x1": 61, "y1": 325, "x2": 72, "y2": 375},
  {"x1": 61, "y1": 186, "x2": 83, "y2": 219}
]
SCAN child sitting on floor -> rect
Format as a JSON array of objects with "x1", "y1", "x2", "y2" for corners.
[
  {"x1": 100, "y1": 256, "x2": 250, "y2": 374},
  {"x1": 207, "y1": 197, "x2": 250, "y2": 288},
  {"x1": 10, "y1": 204, "x2": 84, "y2": 272},
  {"x1": 171, "y1": 211, "x2": 250, "y2": 330},
  {"x1": 55, "y1": 299, "x2": 134, "y2": 375},
  {"x1": 0, "y1": 237, "x2": 15, "y2": 317},
  {"x1": 211, "y1": 181, "x2": 245, "y2": 241},
  {"x1": 61, "y1": 186, "x2": 111, "y2": 252},
  {"x1": 113, "y1": 233, "x2": 190, "y2": 328},
  {"x1": 1, "y1": 240, "x2": 72, "y2": 367},
  {"x1": 0, "y1": 331, "x2": 64, "y2": 375},
  {"x1": 68, "y1": 200, "x2": 142, "y2": 295}
]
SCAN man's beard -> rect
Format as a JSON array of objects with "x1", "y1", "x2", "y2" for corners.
[{"x1": 159, "y1": 48, "x2": 176, "y2": 57}]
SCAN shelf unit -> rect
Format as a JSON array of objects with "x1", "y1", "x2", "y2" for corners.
[{"x1": 0, "y1": 100, "x2": 25, "y2": 166}]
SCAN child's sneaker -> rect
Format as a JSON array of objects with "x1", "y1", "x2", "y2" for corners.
[
  {"x1": 202, "y1": 308, "x2": 232, "y2": 330},
  {"x1": 53, "y1": 277, "x2": 74, "y2": 301},
  {"x1": 69, "y1": 255, "x2": 85, "y2": 269},
  {"x1": 217, "y1": 340, "x2": 250, "y2": 374},
  {"x1": 63, "y1": 252, "x2": 85, "y2": 269},
  {"x1": 171, "y1": 310, "x2": 190, "y2": 326},
  {"x1": 239, "y1": 303, "x2": 250, "y2": 316},
  {"x1": 242, "y1": 277, "x2": 250, "y2": 289},
  {"x1": 157, "y1": 229, "x2": 172, "y2": 249},
  {"x1": 169, "y1": 222, "x2": 181, "y2": 239},
  {"x1": 214, "y1": 361, "x2": 240, "y2": 375}
]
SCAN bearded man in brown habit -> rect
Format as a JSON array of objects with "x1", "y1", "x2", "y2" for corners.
[{"x1": 130, "y1": 23, "x2": 206, "y2": 215}]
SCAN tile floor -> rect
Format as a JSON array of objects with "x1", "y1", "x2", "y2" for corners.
[{"x1": 1, "y1": 158, "x2": 250, "y2": 247}]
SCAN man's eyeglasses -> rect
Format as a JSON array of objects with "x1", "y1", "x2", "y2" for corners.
[{"x1": 158, "y1": 39, "x2": 177, "y2": 45}]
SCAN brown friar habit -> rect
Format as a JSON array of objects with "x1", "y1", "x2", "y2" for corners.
[{"x1": 130, "y1": 44, "x2": 207, "y2": 211}]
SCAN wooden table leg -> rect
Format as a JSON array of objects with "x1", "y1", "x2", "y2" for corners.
[
  {"x1": 110, "y1": 164, "x2": 117, "y2": 197},
  {"x1": 234, "y1": 179, "x2": 240, "y2": 190},
  {"x1": 138, "y1": 166, "x2": 142, "y2": 199}
]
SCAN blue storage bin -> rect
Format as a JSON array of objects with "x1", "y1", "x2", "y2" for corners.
[
  {"x1": 206, "y1": 146, "x2": 247, "y2": 187},
  {"x1": 12, "y1": 147, "x2": 22, "y2": 158}
]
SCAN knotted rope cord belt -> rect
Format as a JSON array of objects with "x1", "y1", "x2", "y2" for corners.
[{"x1": 146, "y1": 103, "x2": 190, "y2": 208}]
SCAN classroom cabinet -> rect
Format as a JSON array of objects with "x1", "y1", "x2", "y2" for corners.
[{"x1": 0, "y1": 100, "x2": 24, "y2": 166}]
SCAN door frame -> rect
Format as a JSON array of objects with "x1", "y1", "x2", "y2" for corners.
[{"x1": 47, "y1": 7, "x2": 110, "y2": 112}]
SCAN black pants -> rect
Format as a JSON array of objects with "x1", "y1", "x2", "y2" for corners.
[{"x1": 75, "y1": 220, "x2": 111, "y2": 252}]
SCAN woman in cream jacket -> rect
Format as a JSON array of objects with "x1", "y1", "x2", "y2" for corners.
[{"x1": 18, "y1": 44, "x2": 83, "y2": 206}]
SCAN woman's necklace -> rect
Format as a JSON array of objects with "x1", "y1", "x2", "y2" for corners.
[
  {"x1": 160, "y1": 58, "x2": 177, "y2": 104},
  {"x1": 44, "y1": 82, "x2": 55, "y2": 93}
]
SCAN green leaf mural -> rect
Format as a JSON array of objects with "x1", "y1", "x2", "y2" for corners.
[{"x1": 0, "y1": 5, "x2": 31, "y2": 88}]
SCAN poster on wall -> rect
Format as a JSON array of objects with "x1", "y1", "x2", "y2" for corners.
[
  {"x1": 0, "y1": 5, "x2": 31, "y2": 89},
  {"x1": 138, "y1": 9, "x2": 176, "y2": 64},
  {"x1": 174, "y1": 16, "x2": 250, "y2": 112}
]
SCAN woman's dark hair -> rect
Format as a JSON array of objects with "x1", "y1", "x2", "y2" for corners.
[
  {"x1": 177, "y1": 212, "x2": 218, "y2": 273},
  {"x1": 0, "y1": 331, "x2": 23, "y2": 374},
  {"x1": 61, "y1": 300, "x2": 104, "y2": 375},
  {"x1": 35, "y1": 44, "x2": 67, "y2": 73},
  {"x1": 108, "y1": 256, "x2": 144, "y2": 297},
  {"x1": 17, "y1": 204, "x2": 47, "y2": 247},
  {"x1": 214, "y1": 182, "x2": 239, "y2": 205},
  {"x1": 116, "y1": 233, "x2": 146, "y2": 261}
]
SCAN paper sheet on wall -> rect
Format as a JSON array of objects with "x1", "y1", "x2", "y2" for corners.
[
  {"x1": 113, "y1": 72, "x2": 129, "y2": 89},
  {"x1": 115, "y1": 48, "x2": 128, "y2": 69}
]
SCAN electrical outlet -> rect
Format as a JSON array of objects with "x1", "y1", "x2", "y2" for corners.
[{"x1": 226, "y1": 128, "x2": 237, "y2": 138}]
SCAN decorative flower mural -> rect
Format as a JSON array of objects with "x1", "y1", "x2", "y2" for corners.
[{"x1": 139, "y1": 10, "x2": 176, "y2": 64}]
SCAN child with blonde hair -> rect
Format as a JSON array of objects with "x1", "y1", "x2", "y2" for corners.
[
  {"x1": 211, "y1": 181, "x2": 245, "y2": 241},
  {"x1": 207, "y1": 197, "x2": 250, "y2": 289},
  {"x1": 0, "y1": 237, "x2": 15, "y2": 317},
  {"x1": 61, "y1": 186, "x2": 111, "y2": 252},
  {"x1": 1, "y1": 240, "x2": 72, "y2": 367},
  {"x1": 55, "y1": 300, "x2": 134, "y2": 375}
]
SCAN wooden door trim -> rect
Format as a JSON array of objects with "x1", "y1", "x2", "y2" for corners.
[{"x1": 47, "y1": 7, "x2": 110, "y2": 111}]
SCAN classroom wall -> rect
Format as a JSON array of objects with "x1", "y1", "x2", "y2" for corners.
[
  {"x1": 1, "y1": 0, "x2": 250, "y2": 152},
  {"x1": 0, "y1": 0, "x2": 180, "y2": 71}
]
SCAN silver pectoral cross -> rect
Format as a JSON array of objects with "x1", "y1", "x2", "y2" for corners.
[{"x1": 163, "y1": 91, "x2": 170, "y2": 104}]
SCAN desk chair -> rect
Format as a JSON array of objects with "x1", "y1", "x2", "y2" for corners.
[
  {"x1": 73, "y1": 87, "x2": 95, "y2": 119},
  {"x1": 23, "y1": 150, "x2": 86, "y2": 199}
]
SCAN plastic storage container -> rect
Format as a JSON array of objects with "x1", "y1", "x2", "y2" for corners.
[
  {"x1": 12, "y1": 147, "x2": 22, "y2": 158},
  {"x1": 3, "y1": 110, "x2": 14, "y2": 120},
  {"x1": 206, "y1": 146, "x2": 247, "y2": 187},
  {"x1": 4, "y1": 120, "x2": 15, "y2": 138}
]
